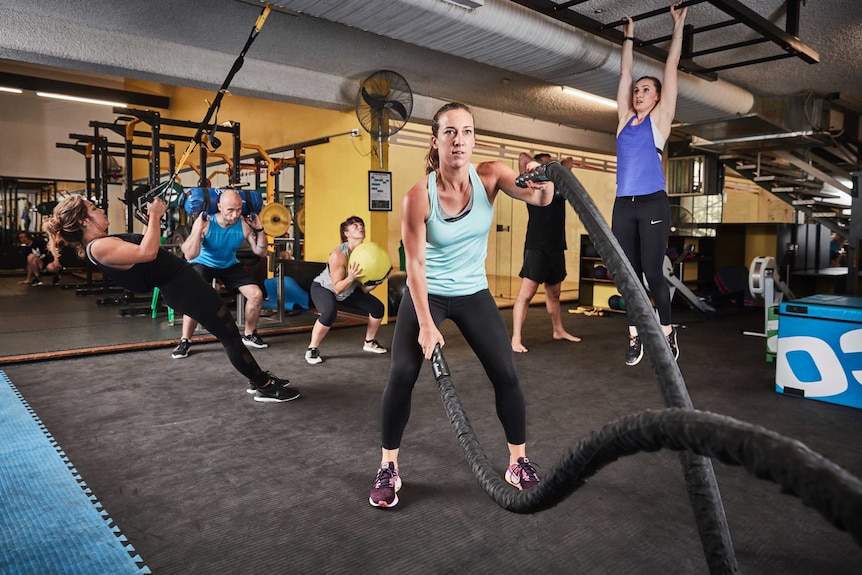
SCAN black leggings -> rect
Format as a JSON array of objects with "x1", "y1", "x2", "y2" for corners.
[
  {"x1": 160, "y1": 266, "x2": 268, "y2": 386},
  {"x1": 380, "y1": 287, "x2": 526, "y2": 449},
  {"x1": 310, "y1": 282, "x2": 384, "y2": 326},
  {"x1": 611, "y1": 191, "x2": 672, "y2": 326}
]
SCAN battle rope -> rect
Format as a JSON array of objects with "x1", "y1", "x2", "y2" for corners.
[
  {"x1": 135, "y1": 3, "x2": 272, "y2": 222},
  {"x1": 515, "y1": 161, "x2": 738, "y2": 573},
  {"x1": 431, "y1": 343, "x2": 862, "y2": 548}
]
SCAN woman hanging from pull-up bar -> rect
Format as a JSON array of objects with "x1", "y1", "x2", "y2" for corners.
[
  {"x1": 44, "y1": 194, "x2": 299, "y2": 403},
  {"x1": 614, "y1": 2, "x2": 688, "y2": 367}
]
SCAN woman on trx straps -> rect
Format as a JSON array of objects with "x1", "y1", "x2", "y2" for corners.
[{"x1": 44, "y1": 195, "x2": 299, "y2": 403}]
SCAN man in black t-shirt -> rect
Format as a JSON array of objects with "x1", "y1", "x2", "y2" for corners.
[{"x1": 511, "y1": 153, "x2": 581, "y2": 352}]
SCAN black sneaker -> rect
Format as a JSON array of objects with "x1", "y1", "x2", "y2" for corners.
[
  {"x1": 172, "y1": 338, "x2": 191, "y2": 359},
  {"x1": 247, "y1": 372, "x2": 288, "y2": 394},
  {"x1": 242, "y1": 331, "x2": 268, "y2": 349},
  {"x1": 305, "y1": 347, "x2": 322, "y2": 365},
  {"x1": 625, "y1": 335, "x2": 643, "y2": 366},
  {"x1": 30, "y1": 276, "x2": 43, "y2": 286},
  {"x1": 667, "y1": 328, "x2": 679, "y2": 360},
  {"x1": 253, "y1": 376, "x2": 300, "y2": 403}
]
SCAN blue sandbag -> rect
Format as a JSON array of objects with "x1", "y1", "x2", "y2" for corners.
[
  {"x1": 184, "y1": 188, "x2": 263, "y2": 216},
  {"x1": 262, "y1": 276, "x2": 309, "y2": 310}
]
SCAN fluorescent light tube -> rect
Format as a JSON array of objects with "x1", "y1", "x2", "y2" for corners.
[
  {"x1": 562, "y1": 86, "x2": 616, "y2": 108},
  {"x1": 37, "y1": 91, "x2": 127, "y2": 107}
]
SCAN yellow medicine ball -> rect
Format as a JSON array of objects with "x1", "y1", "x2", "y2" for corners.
[{"x1": 348, "y1": 242, "x2": 392, "y2": 284}]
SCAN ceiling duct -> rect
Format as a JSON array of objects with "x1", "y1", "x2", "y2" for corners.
[{"x1": 252, "y1": 0, "x2": 755, "y2": 124}]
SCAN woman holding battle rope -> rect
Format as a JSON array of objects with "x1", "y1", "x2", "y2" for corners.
[
  {"x1": 368, "y1": 102, "x2": 553, "y2": 508},
  {"x1": 44, "y1": 195, "x2": 299, "y2": 403},
  {"x1": 614, "y1": 3, "x2": 687, "y2": 366}
]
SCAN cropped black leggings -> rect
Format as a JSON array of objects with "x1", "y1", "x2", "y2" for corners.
[
  {"x1": 380, "y1": 287, "x2": 526, "y2": 449},
  {"x1": 611, "y1": 191, "x2": 672, "y2": 326},
  {"x1": 310, "y1": 282, "x2": 385, "y2": 326},
  {"x1": 160, "y1": 266, "x2": 268, "y2": 386}
]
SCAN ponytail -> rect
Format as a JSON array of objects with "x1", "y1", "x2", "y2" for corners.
[{"x1": 43, "y1": 195, "x2": 89, "y2": 259}]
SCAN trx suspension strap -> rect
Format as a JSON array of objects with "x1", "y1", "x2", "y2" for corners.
[{"x1": 136, "y1": 3, "x2": 273, "y2": 223}]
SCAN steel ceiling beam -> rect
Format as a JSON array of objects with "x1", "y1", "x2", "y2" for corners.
[{"x1": 511, "y1": 0, "x2": 820, "y2": 80}]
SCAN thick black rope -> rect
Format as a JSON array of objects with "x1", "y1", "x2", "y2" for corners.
[
  {"x1": 516, "y1": 162, "x2": 738, "y2": 573},
  {"x1": 431, "y1": 345, "x2": 862, "y2": 549}
]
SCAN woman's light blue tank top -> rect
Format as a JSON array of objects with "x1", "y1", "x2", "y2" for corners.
[{"x1": 421, "y1": 164, "x2": 494, "y2": 297}]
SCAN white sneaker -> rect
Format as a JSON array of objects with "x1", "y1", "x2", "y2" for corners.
[
  {"x1": 305, "y1": 347, "x2": 322, "y2": 364},
  {"x1": 363, "y1": 339, "x2": 388, "y2": 354}
]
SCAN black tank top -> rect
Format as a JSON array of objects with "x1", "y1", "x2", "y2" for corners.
[
  {"x1": 524, "y1": 194, "x2": 567, "y2": 251},
  {"x1": 86, "y1": 233, "x2": 189, "y2": 293}
]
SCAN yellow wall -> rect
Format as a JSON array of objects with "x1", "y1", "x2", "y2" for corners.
[{"x1": 387, "y1": 145, "x2": 427, "y2": 260}]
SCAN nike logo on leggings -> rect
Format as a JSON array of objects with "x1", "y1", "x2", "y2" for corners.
[{"x1": 650, "y1": 219, "x2": 663, "y2": 225}]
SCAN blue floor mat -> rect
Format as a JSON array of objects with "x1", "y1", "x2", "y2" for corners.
[{"x1": 0, "y1": 371, "x2": 150, "y2": 575}]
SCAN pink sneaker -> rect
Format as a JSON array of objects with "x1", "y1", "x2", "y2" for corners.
[
  {"x1": 505, "y1": 457, "x2": 540, "y2": 490},
  {"x1": 369, "y1": 462, "x2": 402, "y2": 508}
]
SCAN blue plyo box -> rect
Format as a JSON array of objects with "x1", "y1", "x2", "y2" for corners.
[{"x1": 776, "y1": 294, "x2": 862, "y2": 409}]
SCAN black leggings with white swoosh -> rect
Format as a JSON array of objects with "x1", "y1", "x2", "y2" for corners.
[{"x1": 611, "y1": 190, "x2": 672, "y2": 325}]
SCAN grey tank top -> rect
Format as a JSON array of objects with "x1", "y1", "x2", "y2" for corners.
[{"x1": 312, "y1": 242, "x2": 357, "y2": 302}]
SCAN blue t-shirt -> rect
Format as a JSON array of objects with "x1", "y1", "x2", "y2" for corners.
[
  {"x1": 189, "y1": 217, "x2": 245, "y2": 268},
  {"x1": 616, "y1": 114, "x2": 666, "y2": 197},
  {"x1": 421, "y1": 164, "x2": 494, "y2": 297}
]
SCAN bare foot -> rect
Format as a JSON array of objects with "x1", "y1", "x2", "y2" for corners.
[
  {"x1": 511, "y1": 341, "x2": 529, "y2": 353},
  {"x1": 17, "y1": 279, "x2": 30, "y2": 284},
  {"x1": 553, "y1": 331, "x2": 581, "y2": 343}
]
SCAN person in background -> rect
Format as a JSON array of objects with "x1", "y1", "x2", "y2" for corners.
[
  {"x1": 614, "y1": 3, "x2": 687, "y2": 366},
  {"x1": 16, "y1": 230, "x2": 59, "y2": 286},
  {"x1": 20, "y1": 200, "x2": 32, "y2": 232},
  {"x1": 171, "y1": 189, "x2": 270, "y2": 359},
  {"x1": 304, "y1": 215, "x2": 388, "y2": 364},
  {"x1": 44, "y1": 194, "x2": 299, "y2": 402},
  {"x1": 829, "y1": 232, "x2": 843, "y2": 267},
  {"x1": 368, "y1": 102, "x2": 553, "y2": 509},
  {"x1": 511, "y1": 152, "x2": 581, "y2": 353}
]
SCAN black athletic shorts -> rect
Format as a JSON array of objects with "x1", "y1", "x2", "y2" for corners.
[
  {"x1": 190, "y1": 262, "x2": 256, "y2": 292},
  {"x1": 518, "y1": 249, "x2": 566, "y2": 285}
]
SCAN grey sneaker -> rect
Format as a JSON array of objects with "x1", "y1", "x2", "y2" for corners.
[
  {"x1": 305, "y1": 347, "x2": 322, "y2": 364},
  {"x1": 172, "y1": 338, "x2": 191, "y2": 359},
  {"x1": 242, "y1": 331, "x2": 268, "y2": 349},
  {"x1": 625, "y1": 335, "x2": 643, "y2": 366}
]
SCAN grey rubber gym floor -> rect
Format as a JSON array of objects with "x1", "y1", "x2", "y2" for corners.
[{"x1": 2, "y1": 275, "x2": 861, "y2": 574}]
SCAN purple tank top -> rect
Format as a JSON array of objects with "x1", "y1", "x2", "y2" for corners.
[{"x1": 616, "y1": 115, "x2": 666, "y2": 197}]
